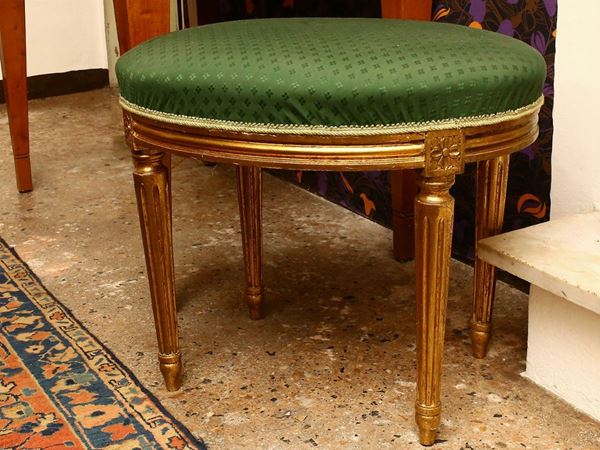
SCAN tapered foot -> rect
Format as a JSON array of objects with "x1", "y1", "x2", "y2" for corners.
[
  {"x1": 237, "y1": 166, "x2": 264, "y2": 320},
  {"x1": 470, "y1": 320, "x2": 491, "y2": 358},
  {"x1": 416, "y1": 404, "x2": 441, "y2": 446},
  {"x1": 159, "y1": 353, "x2": 183, "y2": 391},
  {"x1": 246, "y1": 287, "x2": 264, "y2": 320},
  {"x1": 15, "y1": 156, "x2": 33, "y2": 193},
  {"x1": 419, "y1": 429, "x2": 437, "y2": 447},
  {"x1": 1, "y1": 0, "x2": 33, "y2": 193},
  {"x1": 472, "y1": 156, "x2": 509, "y2": 359}
]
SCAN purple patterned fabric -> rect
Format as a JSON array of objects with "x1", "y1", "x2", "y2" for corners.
[
  {"x1": 197, "y1": 0, "x2": 556, "y2": 260},
  {"x1": 430, "y1": 0, "x2": 556, "y2": 256},
  {"x1": 497, "y1": 19, "x2": 514, "y2": 36},
  {"x1": 469, "y1": 0, "x2": 486, "y2": 22}
]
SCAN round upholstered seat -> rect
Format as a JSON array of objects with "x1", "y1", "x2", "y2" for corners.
[
  {"x1": 116, "y1": 18, "x2": 545, "y2": 136},
  {"x1": 118, "y1": 17, "x2": 546, "y2": 447}
]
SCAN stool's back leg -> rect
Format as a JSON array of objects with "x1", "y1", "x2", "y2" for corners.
[
  {"x1": 0, "y1": 0, "x2": 32, "y2": 192},
  {"x1": 391, "y1": 170, "x2": 417, "y2": 261},
  {"x1": 237, "y1": 166, "x2": 264, "y2": 320},
  {"x1": 471, "y1": 156, "x2": 510, "y2": 358},
  {"x1": 132, "y1": 147, "x2": 182, "y2": 391},
  {"x1": 414, "y1": 173, "x2": 456, "y2": 446}
]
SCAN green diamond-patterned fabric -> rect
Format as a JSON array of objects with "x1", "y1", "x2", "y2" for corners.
[{"x1": 116, "y1": 18, "x2": 545, "y2": 131}]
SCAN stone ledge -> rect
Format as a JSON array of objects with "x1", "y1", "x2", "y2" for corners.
[{"x1": 478, "y1": 211, "x2": 600, "y2": 315}]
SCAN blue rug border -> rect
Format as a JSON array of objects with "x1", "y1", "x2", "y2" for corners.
[{"x1": 0, "y1": 236, "x2": 208, "y2": 450}]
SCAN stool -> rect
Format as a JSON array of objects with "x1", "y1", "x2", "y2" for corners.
[{"x1": 116, "y1": 18, "x2": 545, "y2": 445}]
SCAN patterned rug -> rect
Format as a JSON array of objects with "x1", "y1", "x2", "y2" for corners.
[{"x1": 0, "y1": 237, "x2": 206, "y2": 449}]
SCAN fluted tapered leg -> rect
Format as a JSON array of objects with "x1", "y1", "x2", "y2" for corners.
[
  {"x1": 237, "y1": 166, "x2": 264, "y2": 320},
  {"x1": 471, "y1": 156, "x2": 509, "y2": 358},
  {"x1": 132, "y1": 147, "x2": 182, "y2": 391},
  {"x1": 414, "y1": 174, "x2": 456, "y2": 446}
]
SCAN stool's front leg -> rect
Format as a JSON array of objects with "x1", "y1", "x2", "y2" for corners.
[
  {"x1": 237, "y1": 166, "x2": 264, "y2": 320},
  {"x1": 132, "y1": 147, "x2": 182, "y2": 391},
  {"x1": 414, "y1": 130, "x2": 463, "y2": 445},
  {"x1": 414, "y1": 173, "x2": 456, "y2": 445},
  {"x1": 471, "y1": 156, "x2": 509, "y2": 358}
]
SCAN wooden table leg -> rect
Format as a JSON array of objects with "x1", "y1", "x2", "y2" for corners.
[
  {"x1": 237, "y1": 166, "x2": 264, "y2": 320},
  {"x1": 0, "y1": 0, "x2": 32, "y2": 193},
  {"x1": 471, "y1": 155, "x2": 510, "y2": 358},
  {"x1": 113, "y1": 0, "x2": 171, "y2": 54},
  {"x1": 414, "y1": 173, "x2": 455, "y2": 445},
  {"x1": 382, "y1": 0, "x2": 432, "y2": 262},
  {"x1": 381, "y1": 0, "x2": 433, "y2": 19},
  {"x1": 132, "y1": 146, "x2": 182, "y2": 391}
]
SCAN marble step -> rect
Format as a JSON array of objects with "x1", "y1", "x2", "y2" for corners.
[{"x1": 478, "y1": 211, "x2": 600, "y2": 315}]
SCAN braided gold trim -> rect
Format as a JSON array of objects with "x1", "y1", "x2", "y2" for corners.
[{"x1": 120, "y1": 95, "x2": 543, "y2": 136}]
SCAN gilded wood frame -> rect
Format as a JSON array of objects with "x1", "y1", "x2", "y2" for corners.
[
  {"x1": 124, "y1": 110, "x2": 539, "y2": 170},
  {"x1": 124, "y1": 104, "x2": 540, "y2": 445}
]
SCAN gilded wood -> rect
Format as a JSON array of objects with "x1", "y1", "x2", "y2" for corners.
[
  {"x1": 122, "y1": 95, "x2": 539, "y2": 445},
  {"x1": 124, "y1": 109, "x2": 538, "y2": 171},
  {"x1": 117, "y1": 4, "x2": 539, "y2": 444},
  {"x1": 414, "y1": 130, "x2": 464, "y2": 445},
  {"x1": 0, "y1": 0, "x2": 32, "y2": 192},
  {"x1": 471, "y1": 155, "x2": 510, "y2": 358},
  {"x1": 424, "y1": 130, "x2": 465, "y2": 178},
  {"x1": 237, "y1": 166, "x2": 264, "y2": 320},
  {"x1": 414, "y1": 173, "x2": 456, "y2": 446},
  {"x1": 131, "y1": 146, "x2": 182, "y2": 391}
]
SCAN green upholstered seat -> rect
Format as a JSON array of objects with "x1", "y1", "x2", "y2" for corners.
[{"x1": 116, "y1": 18, "x2": 545, "y2": 136}]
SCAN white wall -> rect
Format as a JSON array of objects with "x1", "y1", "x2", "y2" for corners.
[
  {"x1": 0, "y1": 0, "x2": 108, "y2": 80},
  {"x1": 551, "y1": 0, "x2": 600, "y2": 217},
  {"x1": 103, "y1": 0, "x2": 120, "y2": 86},
  {"x1": 525, "y1": 286, "x2": 600, "y2": 422}
]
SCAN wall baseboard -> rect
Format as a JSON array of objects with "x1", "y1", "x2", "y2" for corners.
[{"x1": 0, "y1": 68, "x2": 108, "y2": 103}]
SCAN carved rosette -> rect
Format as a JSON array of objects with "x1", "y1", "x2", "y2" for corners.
[
  {"x1": 123, "y1": 111, "x2": 135, "y2": 149},
  {"x1": 424, "y1": 130, "x2": 465, "y2": 177}
]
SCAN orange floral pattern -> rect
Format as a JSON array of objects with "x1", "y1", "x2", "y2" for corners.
[{"x1": 0, "y1": 238, "x2": 205, "y2": 450}]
